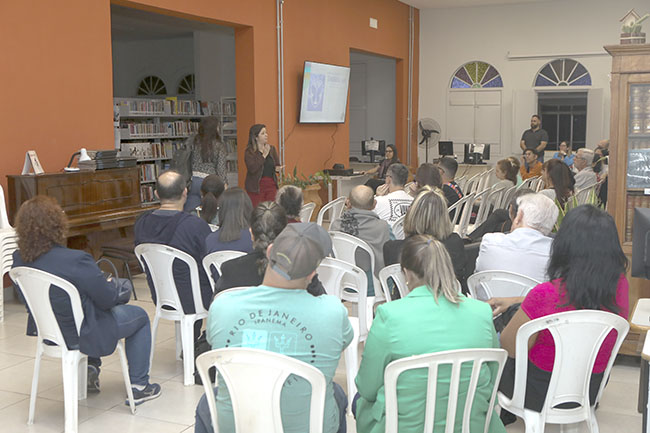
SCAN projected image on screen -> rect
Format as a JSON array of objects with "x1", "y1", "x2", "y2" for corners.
[
  {"x1": 307, "y1": 73, "x2": 325, "y2": 111},
  {"x1": 300, "y1": 61, "x2": 350, "y2": 123}
]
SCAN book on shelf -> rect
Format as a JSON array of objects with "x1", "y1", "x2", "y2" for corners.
[
  {"x1": 139, "y1": 163, "x2": 159, "y2": 182},
  {"x1": 115, "y1": 98, "x2": 220, "y2": 117},
  {"x1": 222, "y1": 100, "x2": 236, "y2": 115},
  {"x1": 140, "y1": 184, "x2": 157, "y2": 203}
]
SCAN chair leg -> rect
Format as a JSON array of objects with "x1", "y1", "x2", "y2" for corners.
[
  {"x1": 523, "y1": 410, "x2": 545, "y2": 433},
  {"x1": 149, "y1": 312, "x2": 161, "y2": 369},
  {"x1": 344, "y1": 333, "x2": 360, "y2": 416},
  {"x1": 181, "y1": 317, "x2": 196, "y2": 386},
  {"x1": 175, "y1": 321, "x2": 182, "y2": 361},
  {"x1": 560, "y1": 423, "x2": 581, "y2": 433},
  {"x1": 78, "y1": 355, "x2": 87, "y2": 401},
  {"x1": 117, "y1": 341, "x2": 137, "y2": 415},
  {"x1": 61, "y1": 351, "x2": 80, "y2": 433},
  {"x1": 28, "y1": 342, "x2": 44, "y2": 424},
  {"x1": 122, "y1": 259, "x2": 137, "y2": 301}
]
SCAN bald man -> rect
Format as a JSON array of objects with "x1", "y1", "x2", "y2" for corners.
[
  {"x1": 134, "y1": 170, "x2": 213, "y2": 324},
  {"x1": 330, "y1": 185, "x2": 394, "y2": 296}
]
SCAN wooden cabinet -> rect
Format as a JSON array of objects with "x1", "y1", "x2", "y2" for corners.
[{"x1": 605, "y1": 44, "x2": 650, "y2": 354}]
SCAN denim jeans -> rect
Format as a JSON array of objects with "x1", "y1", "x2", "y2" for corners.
[
  {"x1": 111, "y1": 304, "x2": 151, "y2": 386},
  {"x1": 194, "y1": 382, "x2": 348, "y2": 433}
]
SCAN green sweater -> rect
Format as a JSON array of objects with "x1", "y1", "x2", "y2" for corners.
[{"x1": 355, "y1": 286, "x2": 506, "y2": 433}]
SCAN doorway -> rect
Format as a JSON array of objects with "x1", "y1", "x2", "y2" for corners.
[
  {"x1": 537, "y1": 91, "x2": 587, "y2": 151},
  {"x1": 349, "y1": 51, "x2": 396, "y2": 162}
]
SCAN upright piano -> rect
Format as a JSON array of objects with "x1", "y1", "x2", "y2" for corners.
[{"x1": 7, "y1": 167, "x2": 153, "y2": 237}]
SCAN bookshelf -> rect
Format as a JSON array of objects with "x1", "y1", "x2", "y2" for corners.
[
  {"x1": 220, "y1": 96, "x2": 238, "y2": 186},
  {"x1": 605, "y1": 43, "x2": 650, "y2": 355},
  {"x1": 114, "y1": 97, "x2": 219, "y2": 204}
]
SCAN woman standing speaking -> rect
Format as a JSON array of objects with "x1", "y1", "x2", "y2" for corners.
[{"x1": 244, "y1": 124, "x2": 282, "y2": 207}]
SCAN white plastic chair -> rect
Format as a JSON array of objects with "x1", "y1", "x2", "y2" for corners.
[
  {"x1": 455, "y1": 176, "x2": 467, "y2": 193},
  {"x1": 477, "y1": 168, "x2": 495, "y2": 192},
  {"x1": 575, "y1": 184, "x2": 597, "y2": 205},
  {"x1": 300, "y1": 202, "x2": 316, "y2": 222},
  {"x1": 499, "y1": 185, "x2": 518, "y2": 210},
  {"x1": 196, "y1": 347, "x2": 326, "y2": 433},
  {"x1": 518, "y1": 176, "x2": 536, "y2": 190},
  {"x1": 316, "y1": 196, "x2": 346, "y2": 227},
  {"x1": 453, "y1": 192, "x2": 476, "y2": 238},
  {"x1": 464, "y1": 173, "x2": 481, "y2": 195},
  {"x1": 202, "y1": 250, "x2": 247, "y2": 290},
  {"x1": 134, "y1": 243, "x2": 209, "y2": 386},
  {"x1": 467, "y1": 270, "x2": 541, "y2": 301},
  {"x1": 0, "y1": 185, "x2": 17, "y2": 322},
  {"x1": 317, "y1": 257, "x2": 368, "y2": 414},
  {"x1": 0, "y1": 185, "x2": 10, "y2": 230},
  {"x1": 392, "y1": 214, "x2": 406, "y2": 240},
  {"x1": 9, "y1": 267, "x2": 136, "y2": 433},
  {"x1": 469, "y1": 186, "x2": 506, "y2": 231},
  {"x1": 498, "y1": 310, "x2": 630, "y2": 433},
  {"x1": 384, "y1": 348, "x2": 507, "y2": 433},
  {"x1": 329, "y1": 231, "x2": 383, "y2": 304},
  {"x1": 448, "y1": 193, "x2": 473, "y2": 227},
  {"x1": 378, "y1": 264, "x2": 408, "y2": 300}
]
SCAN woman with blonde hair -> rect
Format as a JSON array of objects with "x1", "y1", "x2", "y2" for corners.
[
  {"x1": 355, "y1": 235, "x2": 505, "y2": 433},
  {"x1": 383, "y1": 187, "x2": 468, "y2": 289}
]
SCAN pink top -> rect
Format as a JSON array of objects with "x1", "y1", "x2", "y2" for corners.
[{"x1": 521, "y1": 276, "x2": 629, "y2": 373}]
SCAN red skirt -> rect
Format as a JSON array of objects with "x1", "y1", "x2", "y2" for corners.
[{"x1": 248, "y1": 176, "x2": 277, "y2": 208}]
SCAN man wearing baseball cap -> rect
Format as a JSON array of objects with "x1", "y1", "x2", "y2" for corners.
[{"x1": 194, "y1": 223, "x2": 353, "y2": 433}]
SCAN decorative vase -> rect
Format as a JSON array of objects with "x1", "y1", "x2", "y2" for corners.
[{"x1": 302, "y1": 184, "x2": 323, "y2": 222}]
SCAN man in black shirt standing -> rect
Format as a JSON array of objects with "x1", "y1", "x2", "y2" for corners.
[{"x1": 520, "y1": 114, "x2": 548, "y2": 162}]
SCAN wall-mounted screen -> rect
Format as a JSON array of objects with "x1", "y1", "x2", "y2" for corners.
[{"x1": 299, "y1": 61, "x2": 350, "y2": 124}]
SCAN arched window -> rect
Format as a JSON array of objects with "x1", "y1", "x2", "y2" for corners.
[
  {"x1": 451, "y1": 61, "x2": 503, "y2": 89},
  {"x1": 535, "y1": 58, "x2": 591, "y2": 86},
  {"x1": 137, "y1": 75, "x2": 167, "y2": 96},
  {"x1": 177, "y1": 74, "x2": 195, "y2": 95}
]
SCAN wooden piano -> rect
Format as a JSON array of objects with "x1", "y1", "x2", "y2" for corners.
[{"x1": 7, "y1": 167, "x2": 155, "y2": 238}]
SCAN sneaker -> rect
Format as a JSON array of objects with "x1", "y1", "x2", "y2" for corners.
[
  {"x1": 87, "y1": 365, "x2": 100, "y2": 393},
  {"x1": 125, "y1": 383, "x2": 161, "y2": 406}
]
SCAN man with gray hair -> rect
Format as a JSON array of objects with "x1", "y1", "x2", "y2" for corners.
[
  {"x1": 573, "y1": 148, "x2": 597, "y2": 190},
  {"x1": 475, "y1": 193, "x2": 558, "y2": 285},
  {"x1": 374, "y1": 163, "x2": 413, "y2": 227}
]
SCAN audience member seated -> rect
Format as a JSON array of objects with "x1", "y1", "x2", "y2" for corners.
[
  {"x1": 374, "y1": 163, "x2": 414, "y2": 227},
  {"x1": 437, "y1": 156, "x2": 463, "y2": 207},
  {"x1": 275, "y1": 185, "x2": 303, "y2": 223},
  {"x1": 507, "y1": 155, "x2": 522, "y2": 185},
  {"x1": 215, "y1": 201, "x2": 326, "y2": 297},
  {"x1": 355, "y1": 235, "x2": 505, "y2": 433},
  {"x1": 494, "y1": 158, "x2": 518, "y2": 190},
  {"x1": 194, "y1": 223, "x2": 352, "y2": 433},
  {"x1": 498, "y1": 205, "x2": 629, "y2": 425},
  {"x1": 407, "y1": 162, "x2": 442, "y2": 197},
  {"x1": 520, "y1": 149, "x2": 542, "y2": 181},
  {"x1": 467, "y1": 189, "x2": 535, "y2": 243},
  {"x1": 13, "y1": 196, "x2": 161, "y2": 404},
  {"x1": 363, "y1": 143, "x2": 399, "y2": 192},
  {"x1": 205, "y1": 187, "x2": 254, "y2": 254},
  {"x1": 574, "y1": 147, "x2": 598, "y2": 190},
  {"x1": 384, "y1": 188, "x2": 468, "y2": 291},
  {"x1": 539, "y1": 158, "x2": 574, "y2": 206},
  {"x1": 475, "y1": 193, "x2": 558, "y2": 316},
  {"x1": 552, "y1": 141, "x2": 575, "y2": 168},
  {"x1": 330, "y1": 185, "x2": 394, "y2": 296},
  {"x1": 192, "y1": 174, "x2": 225, "y2": 226},
  {"x1": 135, "y1": 170, "x2": 213, "y2": 316}
]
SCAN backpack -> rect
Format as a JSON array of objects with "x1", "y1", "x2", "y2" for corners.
[{"x1": 171, "y1": 142, "x2": 193, "y2": 182}]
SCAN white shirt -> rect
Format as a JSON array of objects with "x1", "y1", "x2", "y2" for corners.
[
  {"x1": 374, "y1": 189, "x2": 413, "y2": 227},
  {"x1": 574, "y1": 167, "x2": 597, "y2": 191},
  {"x1": 474, "y1": 227, "x2": 552, "y2": 283}
]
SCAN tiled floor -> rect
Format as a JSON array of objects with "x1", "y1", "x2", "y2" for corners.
[{"x1": 0, "y1": 274, "x2": 642, "y2": 433}]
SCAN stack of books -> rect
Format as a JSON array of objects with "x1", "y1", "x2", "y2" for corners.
[{"x1": 94, "y1": 150, "x2": 119, "y2": 170}]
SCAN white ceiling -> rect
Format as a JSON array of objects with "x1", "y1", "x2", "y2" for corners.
[
  {"x1": 111, "y1": 5, "x2": 232, "y2": 42},
  {"x1": 399, "y1": 0, "x2": 552, "y2": 9}
]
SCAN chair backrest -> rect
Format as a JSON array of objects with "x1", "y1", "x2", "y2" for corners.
[
  {"x1": 518, "y1": 176, "x2": 535, "y2": 190},
  {"x1": 316, "y1": 196, "x2": 346, "y2": 227},
  {"x1": 477, "y1": 168, "x2": 494, "y2": 192},
  {"x1": 384, "y1": 348, "x2": 508, "y2": 433},
  {"x1": 448, "y1": 193, "x2": 472, "y2": 226},
  {"x1": 10, "y1": 267, "x2": 84, "y2": 349},
  {"x1": 509, "y1": 311, "x2": 629, "y2": 422},
  {"x1": 575, "y1": 184, "x2": 596, "y2": 205},
  {"x1": 317, "y1": 257, "x2": 369, "y2": 338},
  {"x1": 455, "y1": 176, "x2": 467, "y2": 193},
  {"x1": 467, "y1": 270, "x2": 541, "y2": 301},
  {"x1": 498, "y1": 185, "x2": 518, "y2": 210},
  {"x1": 299, "y1": 202, "x2": 316, "y2": 223},
  {"x1": 329, "y1": 230, "x2": 376, "y2": 275},
  {"x1": 392, "y1": 214, "x2": 406, "y2": 240},
  {"x1": 464, "y1": 173, "x2": 481, "y2": 195},
  {"x1": 454, "y1": 192, "x2": 476, "y2": 238},
  {"x1": 134, "y1": 243, "x2": 207, "y2": 315},
  {"x1": 474, "y1": 186, "x2": 506, "y2": 227},
  {"x1": 378, "y1": 264, "x2": 408, "y2": 300},
  {"x1": 0, "y1": 185, "x2": 10, "y2": 230},
  {"x1": 196, "y1": 347, "x2": 327, "y2": 433},
  {"x1": 202, "y1": 250, "x2": 247, "y2": 290}
]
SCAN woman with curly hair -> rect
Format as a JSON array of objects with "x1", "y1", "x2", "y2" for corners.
[{"x1": 12, "y1": 196, "x2": 161, "y2": 405}]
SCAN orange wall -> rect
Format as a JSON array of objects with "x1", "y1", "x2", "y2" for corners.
[{"x1": 0, "y1": 0, "x2": 418, "y2": 196}]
